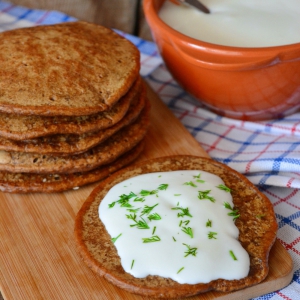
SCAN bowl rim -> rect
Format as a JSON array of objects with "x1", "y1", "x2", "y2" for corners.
[{"x1": 143, "y1": 0, "x2": 300, "y2": 54}]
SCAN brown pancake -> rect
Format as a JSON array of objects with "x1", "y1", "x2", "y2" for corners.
[
  {"x1": 0, "y1": 141, "x2": 144, "y2": 193},
  {"x1": 0, "y1": 83, "x2": 146, "y2": 156},
  {"x1": 0, "y1": 77, "x2": 142, "y2": 141},
  {"x1": 0, "y1": 21, "x2": 140, "y2": 116},
  {"x1": 0, "y1": 99, "x2": 150, "y2": 174},
  {"x1": 74, "y1": 155, "x2": 278, "y2": 299}
]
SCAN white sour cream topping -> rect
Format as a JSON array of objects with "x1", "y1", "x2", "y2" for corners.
[
  {"x1": 159, "y1": 0, "x2": 300, "y2": 47},
  {"x1": 99, "y1": 170, "x2": 250, "y2": 284}
]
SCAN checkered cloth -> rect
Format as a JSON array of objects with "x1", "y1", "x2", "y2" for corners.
[{"x1": 0, "y1": 1, "x2": 299, "y2": 299}]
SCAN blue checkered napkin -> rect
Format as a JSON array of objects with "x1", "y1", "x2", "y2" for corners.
[{"x1": 144, "y1": 64, "x2": 300, "y2": 190}]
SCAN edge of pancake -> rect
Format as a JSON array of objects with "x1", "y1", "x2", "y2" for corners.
[{"x1": 74, "y1": 155, "x2": 278, "y2": 298}]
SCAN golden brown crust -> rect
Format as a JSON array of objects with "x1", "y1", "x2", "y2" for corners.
[
  {"x1": 0, "y1": 77, "x2": 142, "y2": 140},
  {"x1": 0, "y1": 141, "x2": 145, "y2": 193},
  {"x1": 74, "y1": 155, "x2": 278, "y2": 298},
  {"x1": 0, "y1": 98, "x2": 150, "y2": 174},
  {"x1": 0, "y1": 83, "x2": 146, "y2": 155},
  {"x1": 0, "y1": 21, "x2": 140, "y2": 116}
]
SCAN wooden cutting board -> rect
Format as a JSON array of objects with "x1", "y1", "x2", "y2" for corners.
[{"x1": 0, "y1": 84, "x2": 293, "y2": 300}]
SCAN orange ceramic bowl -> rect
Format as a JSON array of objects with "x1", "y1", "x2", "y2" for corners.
[{"x1": 143, "y1": 0, "x2": 300, "y2": 120}]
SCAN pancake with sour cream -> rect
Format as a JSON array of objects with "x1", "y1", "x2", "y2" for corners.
[{"x1": 74, "y1": 155, "x2": 277, "y2": 298}]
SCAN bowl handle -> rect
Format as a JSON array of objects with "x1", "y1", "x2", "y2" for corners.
[{"x1": 172, "y1": 42, "x2": 281, "y2": 71}]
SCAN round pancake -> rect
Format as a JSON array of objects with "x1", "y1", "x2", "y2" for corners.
[
  {"x1": 74, "y1": 155, "x2": 278, "y2": 299},
  {"x1": 0, "y1": 77, "x2": 142, "y2": 141},
  {"x1": 0, "y1": 99, "x2": 150, "y2": 174},
  {"x1": 0, "y1": 141, "x2": 144, "y2": 193},
  {"x1": 0, "y1": 21, "x2": 140, "y2": 116},
  {"x1": 0, "y1": 84, "x2": 146, "y2": 156}
]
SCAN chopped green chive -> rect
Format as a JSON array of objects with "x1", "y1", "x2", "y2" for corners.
[
  {"x1": 152, "y1": 226, "x2": 156, "y2": 234},
  {"x1": 148, "y1": 213, "x2": 161, "y2": 221},
  {"x1": 108, "y1": 201, "x2": 116, "y2": 208},
  {"x1": 217, "y1": 184, "x2": 231, "y2": 193},
  {"x1": 224, "y1": 202, "x2": 240, "y2": 220},
  {"x1": 140, "y1": 189, "x2": 158, "y2": 196},
  {"x1": 193, "y1": 173, "x2": 205, "y2": 183},
  {"x1": 129, "y1": 217, "x2": 150, "y2": 229},
  {"x1": 208, "y1": 231, "x2": 217, "y2": 239},
  {"x1": 111, "y1": 233, "x2": 122, "y2": 243},
  {"x1": 141, "y1": 203, "x2": 159, "y2": 216},
  {"x1": 134, "y1": 197, "x2": 145, "y2": 202},
  {"x1": 172, "y1": 206, "x2": 193, "y2": 218},
  {"x1": 142, "y1": 235, "x2": 161, "y2": 243},
  {"x1": 126, "y1": 213, "x2": 137, "y2": 222},
  {"x1": 158, "y1": 184, "x2": 169, "y2": 190},
  {"x1": 198, "y1": 190, "x2": 215, "y2": 202},
  {"x1": 206, "y1": 219, "x2": 212, "y2": 227},
  {"x1": 183, "y1": 243, "x2": 197, "y2": 257},
  {"x1": 183, "y1": 181, "x2": 197, "y2": 187},
  {"x1": 230, "y1": 250, "x2": 238, "y2": 261},
  {"x1": 182, "y1": 227, "x2": 193, "y2": 238}
]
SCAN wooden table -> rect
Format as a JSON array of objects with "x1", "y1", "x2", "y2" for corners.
[{"x1": 0, "y1": 86, "x2": 293, "y2": 299}]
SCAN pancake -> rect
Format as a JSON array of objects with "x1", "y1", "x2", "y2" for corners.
[
  {"x1": 0, "y1": 76, "x2": 142, "y2": 141},
  {"x1": 0, "y1": 141, "x2": 144, "y2": 193},
  {"x1": 0, "y1": 77, "x2": 142, "y2": 141},
  {"x1": 0, "y1": 21, "x2": 140, "y2": 116},
  {"x1": 0, "y1": 83, "x2": 146, "y2": 156},
  {"x1": 0, "y1": 99, "x2": 150, "y2": 174},
  {"x1": 74, "y1": 155, "x2": 278, "y2": 299}
]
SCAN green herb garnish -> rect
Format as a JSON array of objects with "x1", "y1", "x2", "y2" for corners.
[
  {"x1": 177, "y1": 267, "x2": 184, "y2": 274},
  {"x1": 198, "y1": 190, "x2": 215, "y2": 202},
  {"x1": 183, "y1": 243, "x2": 197, "y2": 257},
  {"x1": 208, "y1": 231, "x2": 217, "y2": 239},
  {"x1": 108, "y1": 202, "x2": 116, "y2": 208},
  {"x1": 131, "y1": 260, "x2": 135, "y2": 269},
  {"x1": 148, "y1": 213, "x2": 162, "y2": 221},
  {"x1": 206, "y1": 219, "x2": 212, "y2": 227},
  {"x1": 126, "y1": 213, "x2": 137, "y2": 222},
  {"x1": 183, "y1": 181, "x2": 197, "y2": 187},
  {"x1": 158, "y1": 184, "x2": 169, "y2": 190},
  {"x1": 193, "y1": 173, "x2": 205, "y2": 183},
  {"x1": 182, "y1": 227, "x2": 193, "y2": 238},
  {"x1": 172, "y1": 206, "x2": 193, "y2": 218},
  {"x1": 142, "y1": 235, "x2": 161, "y2": 243},
  {"x1": 224, "y1": 202, "x2": 240, "y2": 220},
  {"x1": 217, "y1": 184, "x2": 231, "y2": 193},
  {"x1": 152, "y1": 226, "x2": 156, "y2": 234},
  {"x1": 140, "y1": 189, "x2": 158, "y2": 196},
  {"x1": 130, "y1": 217, "x2": 150, "y2": 229},
  {"x1": 173, "y1": 236, "x2": 176, "y2": 242},
  {"x1": 229, "y1": 250, "x2": 237, "y2": 261},
  {"x1": 141, "y1": 203, "x2": 158, "y2": 216},
  {"x1": 134, "y1": 197, "x2": 145, "y2": 202},
  {"x1": 111, "y1": 233, "x2": 122, "y2": 243}
]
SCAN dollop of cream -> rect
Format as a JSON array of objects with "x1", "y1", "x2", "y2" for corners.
[
  {"x1": 159, "y1": 0, "x2": 300, "y2": 47},
  {"x1": 99, "y1": 170, "x2": 250, "y2": 284}
]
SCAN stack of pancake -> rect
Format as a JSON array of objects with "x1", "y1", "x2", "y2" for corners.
[{"x1": 0, "y1": 22, "x2": 150, "y2": 193}]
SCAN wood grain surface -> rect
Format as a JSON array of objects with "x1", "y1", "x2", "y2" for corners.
[{"x1": 0, "y1": 85, "x2": 293, "y2": 300}]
